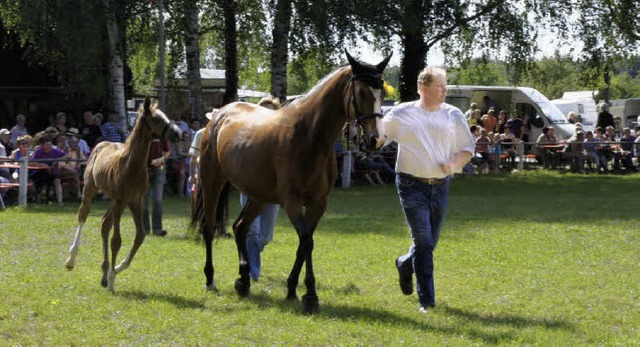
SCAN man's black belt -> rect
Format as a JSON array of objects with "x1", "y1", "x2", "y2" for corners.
[{"x1": 399, "y1": 173, "x2": 446, "y2": 185}]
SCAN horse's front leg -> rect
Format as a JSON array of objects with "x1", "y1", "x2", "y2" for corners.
[{"x1": 298, "y1": 200, "x2": 326, "y2": 314}]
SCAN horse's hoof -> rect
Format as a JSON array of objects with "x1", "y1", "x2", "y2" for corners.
[
  {"x1": 65, "y1": 262, "x2": 74, "y2": 271},
  {"x1": 301, "y1": 294, "x2": 319, "y2": 314},
  {"x1": 286, "y1": 292, "x2": 298, "y2": 301},
  {"x1": 234, "y1": 278, "x2": 250, "y2": 297},
  {"x1": 204, "y1": 283, "x2": 219, "y2": 294},
  {"x1": 100, "y1": 278, "x2": 108, "y2": 287}
]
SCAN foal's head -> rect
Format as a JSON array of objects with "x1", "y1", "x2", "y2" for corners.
[
  {"x1": 137, "y1": 97, "x2": 182, "y2": 142},
  {"x1": 345, "y1": 51, "x2": 391, "y2": 151}
]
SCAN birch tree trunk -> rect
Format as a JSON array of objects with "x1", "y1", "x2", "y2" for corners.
[
  {"x1": 184, "y1": 0, "x2": 203, "y2": 119},
  {"x1": 102, "y1": 0, "x2": 126, "y2": 121},
  {"x1": 270, "y1": 0, "x2": 291, "y2": 102}
]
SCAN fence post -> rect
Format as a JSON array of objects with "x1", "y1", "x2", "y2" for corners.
[
  {"x1": 18, "y1": 156, "x2": 28, "y2": 207},
  {"x1": 518, "y1": 141, "x2": 525, "y2": 171}
]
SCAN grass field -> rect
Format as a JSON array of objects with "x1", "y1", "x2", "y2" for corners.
[{"x1": 0, "y1": 171, "x2": 638, "y2": 345}]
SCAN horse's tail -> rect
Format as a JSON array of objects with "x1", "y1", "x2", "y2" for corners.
[{"x1": 189, "y1": 181, "x2": 232, "y2": 239}]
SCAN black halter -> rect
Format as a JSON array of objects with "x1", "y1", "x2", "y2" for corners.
[
  {"x1": 349, "y1": 73, "x2": 384, "y2": 125},
  {"x1": 139, "y1": 112, "x2": 173, "y2": 140}
]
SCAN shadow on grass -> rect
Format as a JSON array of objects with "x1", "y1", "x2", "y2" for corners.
[
  {"x1": 242, "y1": 292, "x2": 574, "y2": 344},
  {"x1": 118, "y1": 289, "x2": 205, "y2": 310}
]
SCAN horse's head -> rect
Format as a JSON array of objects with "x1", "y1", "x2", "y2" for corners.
[
  {"x1": 139, "y1": 96, "x2": 182, "y2": 142},
  {"x1": 345, "y1": 50, "x2": 391, "y2": 151}
]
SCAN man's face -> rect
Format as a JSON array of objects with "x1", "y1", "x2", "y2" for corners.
[
  {"x1": 0, "y1": 133, "x2": 9, "y2": 142},
  {"x1": 420, "y1": 75, "x2": 447, "y2": 103},
  {"x1": 42, "y1": 141, "x2": 53, "y2": 153}
]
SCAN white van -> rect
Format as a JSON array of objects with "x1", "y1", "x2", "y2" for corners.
[{"x1": 446, "y1": 85, "x2": 575, "y2": 141}]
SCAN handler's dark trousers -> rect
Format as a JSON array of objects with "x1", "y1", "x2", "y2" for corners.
[{"x1": 395, "y1": 173, "x2": 450, "y2": 307}]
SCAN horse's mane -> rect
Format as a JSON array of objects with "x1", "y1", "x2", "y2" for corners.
[{"x1": 288, "y1": 66, "x2": 349, "y2": 107}]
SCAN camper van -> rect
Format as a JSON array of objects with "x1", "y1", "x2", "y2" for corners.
[
  {"x1": 551, "y1": 91, "x2": 598, "y2": 131},
  {"x1": 446, "y1": 85, "x2": 575, "y2": 141}
]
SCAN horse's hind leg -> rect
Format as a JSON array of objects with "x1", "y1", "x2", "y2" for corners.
[
  {"x1": 106, "y1": 202, "x2": 126, "y2": 292},
  {"x1": 115, "y1": 199, "x2": 146, "y2": 274},
  {"x1": 65, "y1": 180, "x2": 99, "y2": 270},
  {"x1": 232, "y1": 199, "x2": 264, "y2": 297},
  {"x1": 100, "y1": 206, "x2": 115, "y2": 288}
]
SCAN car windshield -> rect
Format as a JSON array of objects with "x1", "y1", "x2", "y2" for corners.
[{"x1": 539, "y1": 102, "x2": 568, "y2": 124}]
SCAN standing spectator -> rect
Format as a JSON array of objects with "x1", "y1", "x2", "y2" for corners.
[
  {"x1": 0, "y1": 137, "x2": 9, "y2": 180},
  {"x1": 464, "y1": 102, "x2": 477, "y2": 119},
  {"x1": 79, "y1": 110, "x2": 102, "y2": 148},
  {"x1": 54, "y1": 112, "x2": 68, "y2": 134},
  {"x1": 634, "y1": 125, "x2": 640, "y2": 158},
  {"x1": 10, "y1": 114, "x2": 28, "y2": 147},
  {"x1": 481, "y1": 109, "x2": 497, "y2": 134},
  {"x1": 170, "y1": 131, "x2": 191, "y2": 197},
  {"x1": 0, "y1": 128, "x2": 14, "y2": 156},
  {"x1": 383, "y1": 66, "x2": 475, "y2": 313},
  {"x1": 101, "y1": 113, "x2": 126, "y2": 143},
  {"x1": 467, "y1": 109, "x2": 482, "y2": 127},
  {"x1": 505, "y1": 112, "x2": 523, "y2": 139},
  {"x1": 188, "y1": 118, "x2": 200, "y2": 140},
  {"x1": 596, "y1": 103, "x2": 615, "y2": 130},
  {"x1": 143, "y1": 135, "x2": 171, "y2": 236},
  {"x1": 496, "y1": 110, "x2": 507, "y2": 134},
  {"x1": 567, "y1": 111, "x2": 582, "y2": 124},
  {"x1": 94, "y1": 112, "x2": 104, "y2": 127},
  {"x1": 173, "y1": 114, "x2": 190, "y2": 135}
]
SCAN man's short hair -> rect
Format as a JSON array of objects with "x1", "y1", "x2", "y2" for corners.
[{"x1": 417, "y1": 66, "x2": 446, "y2": 88}]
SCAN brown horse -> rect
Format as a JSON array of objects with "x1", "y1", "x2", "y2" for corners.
[
  {"x1": 192, "y1": 51, "x2": 390, "y2": 313},
  {"x1": 65, "y1": 97, "x2": 181, "y2": 292}
]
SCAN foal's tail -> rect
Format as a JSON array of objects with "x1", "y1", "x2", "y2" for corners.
[{"x1": 190, "y1": 182, "x2": 232, "y2": 239}]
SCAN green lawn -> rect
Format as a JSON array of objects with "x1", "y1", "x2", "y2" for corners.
[{"x1": 0, "y1": 171, "x2": 638, "y2": 345}]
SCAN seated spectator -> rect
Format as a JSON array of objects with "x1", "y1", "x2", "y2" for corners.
[
  {"x1": 31, "y1": 137, "x2": 68, "y2": 204},
  {"x1": 468, "y1": 109, "x2": 482, "y2": 127},
  {"x1": 0, "y1": 138, "x2": 9, "y2": 180},
  {"x1": 66, "y1": 128, "x2": 91, "y2": 157},
  {"x1": 613, "y1": 127, "x2": 636, "y2": 173},
  {"x1": 491, "y1": 132, "x2": 503, "y2": 171},
  {"x1": 562, "y1": 130, "x2": 586, "y2": 173},
  {"x1": 536, "y1": 126, "x2": 561, "y2": 168},
  {"x1": 354, "y1": 151, "x2": 396, "y2": 185},
  {"x1": 500, "y1": 126, "x2": 519, "y2": 169},
  {"x1": 634, "y1": 126, "x2": 640, "y2": 159},
  {"x1": 57, "y1": 135, "x2": 86, "y2": 201},
  {"x1": 475, "y1": 128, "x2": 494, "y2": 173},
  {"x1": 0, "y1": 128, "x2": 14, "y2": 156},
  {"x1": 584, "y1": 131, "x2": 607, "y2": 173}
]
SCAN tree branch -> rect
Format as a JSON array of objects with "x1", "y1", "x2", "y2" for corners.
[{"x1": 424, "y1": 1, "x2": 500, "y2": 50}]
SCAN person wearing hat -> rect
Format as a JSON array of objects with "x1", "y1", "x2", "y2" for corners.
[
  {"x1": 66, "y1": 128, "x2": 91, "y2": 157},
  {"x1": 0, "y1": 128, "x2": 14, "y2": 155}
]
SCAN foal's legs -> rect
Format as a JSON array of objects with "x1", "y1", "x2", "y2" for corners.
[
  {"x1": 106, "y1": 201, "x2": 126, "y2": 292},
  {"x1": 100, "y1": 207, "x2": 115, "y2": 288},
  {"x1": 232, "y1": 198, "x2": 264, "y2": 297},
  {"x1": 115, "y1": 199, "x2": 147, "y2": 274},
  {"x1": 65, "y1": 181, "x2": 99, "y2": 270}
]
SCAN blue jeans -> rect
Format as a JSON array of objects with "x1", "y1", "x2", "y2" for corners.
[
  {"x1": 240, "y1": 193, "x2": 279, "y2": 281},
  {"x1": 143, "y1": 167, "x2": 165, "y2": 233},
  {"x1": 395, "y1": 173, "x2": 450, "y2": 307}
]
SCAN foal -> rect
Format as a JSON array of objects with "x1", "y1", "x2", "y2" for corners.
[{"x1": 65, "y1": 97, "x2": 181, "y2": 292}]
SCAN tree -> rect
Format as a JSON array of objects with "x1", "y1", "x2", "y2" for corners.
[
  {"x1": 183, "y1": 0, "x2": 204, "y2": 119},
  {"x1": 102, "y1": 0, "x2": 126, "y2": 118}
]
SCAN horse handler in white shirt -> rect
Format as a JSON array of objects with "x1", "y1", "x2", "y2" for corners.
[{"x1": 382, "y1": 66, "x2": 475, "y2": 313}]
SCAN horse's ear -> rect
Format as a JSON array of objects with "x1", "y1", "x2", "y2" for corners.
[
  {"x1": 345, "y1": 49, "x2": 358, "y2": 68},
  {"x1": 376, "y1": 53, "x2": 392, "y2": 73},
  {"x1": 143, "y1": 96, "x2": 151, "y2": 114}
]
